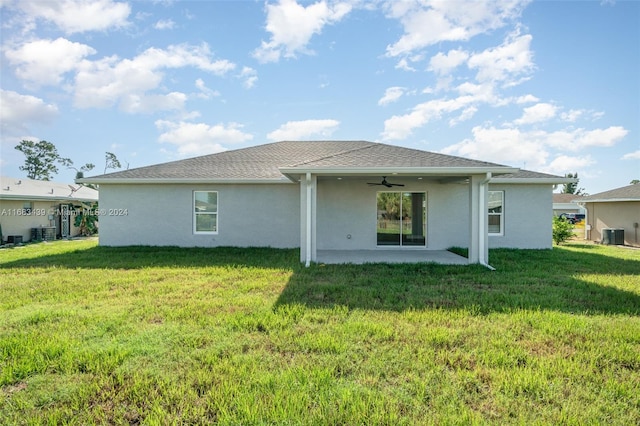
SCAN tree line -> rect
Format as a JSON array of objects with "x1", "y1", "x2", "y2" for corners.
[{"x1": 14, "y1": 140, "x2": 123, "y2": 181}]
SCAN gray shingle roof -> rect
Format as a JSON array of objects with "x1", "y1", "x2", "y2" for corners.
[
  {"x1": 82, "y1": 141, "x2": 516, "y2": 183},
  {"x1": 579, "y1": 184, "x2": 640, "y2": 202},
  {"x1": 0, "y1": 176, "x2": 98, "y2": 201}
]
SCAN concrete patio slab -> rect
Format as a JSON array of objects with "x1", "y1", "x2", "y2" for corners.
[{"x1": 316, "y1": 250, "x2": 468, "y2": 265}]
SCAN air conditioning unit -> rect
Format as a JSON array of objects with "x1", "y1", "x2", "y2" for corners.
[{"x1": 601, "y1": 228, "x2": 624, "y2": 245}]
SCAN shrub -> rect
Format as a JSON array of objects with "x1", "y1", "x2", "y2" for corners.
[{"x1": 552, "y1": 216, "x2": 574, "y2": 245}]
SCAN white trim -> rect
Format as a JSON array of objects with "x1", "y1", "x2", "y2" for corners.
[
  {"x1": 576, "y1": 198, "x2": 640, "y2": 203},
  {"x1": 488, "y1": 190, "x2": 504, "y2": 236},
  {"x1": 375, "y1": 191, "x2": 427, "y2": 248},
  {"x1": 280, "y1": 166, "x2": 519, "y2": 177},
  {"x1": 490, "y1": 178, "x2": 573, "y2": 184},
  {"x1": 305, "y1": 173, "x2": 312, "y2": 267},
  {"x1": 77, "y1": 178, "x2": 292, "y2": 185}
]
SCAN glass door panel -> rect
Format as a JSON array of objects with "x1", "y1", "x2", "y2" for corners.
[
  {"x1": 401, "y1": 192, "x2": 426, "y2": 246},
  {"x1": 377, "y1": 192, "x2": 426, "y2": 247},
  {"x1": 377, "y1": 192, "x2": 401, "y2": 245}
]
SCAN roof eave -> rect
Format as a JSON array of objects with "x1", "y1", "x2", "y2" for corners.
[
  {"x1": 76, "y1": 177, "x2": 294, "y2": 185},
  {"x1": 278, "y1": 166, "x2": 519, "y2": 177},
  {"x1": 0, "y1": 194, "x2": 98, "y2": 202},
  {"x1": 575, "y1": 198, "x2": 640, "y2": 203},
  {"x1": 490, "y1": 177, "x2": 575, "y2": 184}
]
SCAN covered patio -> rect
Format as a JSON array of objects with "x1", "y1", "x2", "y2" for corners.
[{"x1": 316, "y1": 249, "x2": 468, "y2": 265}]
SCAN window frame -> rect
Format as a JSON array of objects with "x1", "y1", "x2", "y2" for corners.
[
  {"x1": 488, "y1": 190, "x2": 504, "y2": 236},
  {"x1": 375, "y1": 191, "x2": 427, "y2": 247},
  {"x1": 23, "y1": 201, "x2": 33, "y2": 215},
  {"x1": 193, "y1": 191, "x2": 218, "y2": 235}
]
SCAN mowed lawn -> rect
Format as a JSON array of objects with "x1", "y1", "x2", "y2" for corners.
[{"x1": 1, "y1": 240, "x2": 639, "y2": 425}]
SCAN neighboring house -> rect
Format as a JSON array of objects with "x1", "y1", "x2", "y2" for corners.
[
  {"x1": 0, "y1": 176, "x2": 99, "y2": 243},
  {"x1": 553, "y1": 193, "x2": 586, "y2": 217},
  {"x1": 78, "y1": 141, "x2": 572, "y2": 266},
  {"x1": 574, "y1": 184, "x2": 640, "y2": 247}
]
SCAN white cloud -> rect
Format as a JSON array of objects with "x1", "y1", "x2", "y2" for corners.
[
  {"x1": 381, "y1": 85, "x2": 503, "y2": 140},
  {"x1": 194, "y1": 78, "x2": 220, "y2": 99},
  {"x1": 560, "y1": 109, "x2": 584, "y2": 122},
  {"x1": 385, "y1": 0, "x2": 530, "y2": 57},
  {"x1": 253, "y1": 0, "x2": 352, "y2": 63},
  {"x1": 395, "y1": 58, "x2": 416, "y2": 72},
  {"x1": 515, "y1": 94, "x2": 539, "y2": 104},
  {"x1": 4, "y1": 37, "x2": 96, "y2": 86},
  {"x1": 74, "y1": 43, "x2": 235, "y2": 111},
  {"x1": 0, "y1": 90, "x2": 59, "y2": 138},
  {"x1": 267, "y1": 119, "x2": 340, "y2": 140},
  {"x1": 16, "y1": 0, "x2": 131, "y2": 34},
  {"x1": 428, "y1": 49, "x2": 469, "y2": 75},
  {"x1": 442, "y1": 126, "x2": 548, "y2": 168},
  {"x1": 154, "y1": 19, "x2": 175, "y2": 30},
  {"x1": 622, "y1": 150, "x2": 640, "y2": 160},
  {"x1": 120, "y1": 92, "x2": 187, "y2": 114},
  {"x1": 513, "y1": 102, "x2": 557, "y2": 125},
  {"x1": 449, "y1": 106, "x2": 478, "y2": 126},
  {"x1": 239, "y1": 67, "x2": 258, "y2": 89},
  {"x1": 441, "y1": 124, "x2": 629, "y2": 170},
  {"x1": 155, "y1": 120, "x2": 253, "y2": 156},
  {"x1": 378, "y1": 87, "x2": 405, "y2": 106},
  {"x1": 467, "y1": 31, "x2": 534, "y2": 84},
  {"x1": 543, "y1": 154, "x2": 595, "y2": 175}
]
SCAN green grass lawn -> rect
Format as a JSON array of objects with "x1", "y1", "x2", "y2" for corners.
[{"x1": 1, "y1": 240, "x2": 639, "y2": 425}]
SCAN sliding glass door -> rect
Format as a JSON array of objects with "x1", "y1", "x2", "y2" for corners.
[{"x1": 376, "y1": 192, "x2": 426, "y2": 246}]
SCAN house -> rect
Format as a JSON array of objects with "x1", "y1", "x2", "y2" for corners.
[
  {"x1": 0, "y1": 176, "x2": 99, "y2": 244},
  {"x1": 553, "y1": 193, "x2": 586, "y2": 217},
  {"x1": 78, "y1": 141, "x2": 572, "y2": 266},
  {"x1": 574, "y1": 183, "x2": 640, "y2": 247}
]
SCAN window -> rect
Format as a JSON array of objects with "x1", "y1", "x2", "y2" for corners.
[
  {"x1": 376, "y1": 192, "x2": 426, "y2": 246},
  {"x1": 194, "y1": 191, "x2": 218, "y2": 233},
  {"x1": 23, "y1": 202, "x2": 33, "y2": 214},
  {"x1": 488, "y1": 191, "x2": 503, "y2": 235}
]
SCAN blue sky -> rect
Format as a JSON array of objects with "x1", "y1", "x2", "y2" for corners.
[{"x1": 1, "y1": 0, "x2": 638, "y2": 194}]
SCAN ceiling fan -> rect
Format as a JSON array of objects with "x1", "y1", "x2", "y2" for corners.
[{"x1": 367, "y1": 176, "x2": 404, "y2": 188}]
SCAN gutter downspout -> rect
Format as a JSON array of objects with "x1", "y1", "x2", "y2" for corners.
[
  {"x1": 305, "y1": 172, "x2": 312, "y2": 267},
  {"x1": 576, "y1": 201, "x2": 588, "y2": 241},
  {"x1": 479, "y1": 172, "x2": 496, "y2": 271}
]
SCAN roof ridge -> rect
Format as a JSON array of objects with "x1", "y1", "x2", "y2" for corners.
[{"x1": 288, "y1": 141, "x2": 375, "y2": 167}]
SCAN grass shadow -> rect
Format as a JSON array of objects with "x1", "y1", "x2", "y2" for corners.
[
  {"x1": 0, "y1": 244, "x2": 300, "y2": 270},
  {"x1": 2, "y1": 241, "x2": 639, "y2": 316},
  {"x1": 275, "y1": 246, "x2": 640, "y2": 315}
]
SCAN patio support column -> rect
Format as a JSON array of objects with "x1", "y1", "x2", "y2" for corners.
[
  {"x1": 468, "y1": 173, "x2": 490, "y2": 266},
  {"x1": 469, "y1": 175, "x2": 480, "y2": 264},
  {"x1": 301, "y1": 172, "x2": 317, "y2": 267}
]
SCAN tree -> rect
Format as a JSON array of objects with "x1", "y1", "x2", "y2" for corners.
[
  {"x1": 73, "y1": 201, "x2": 99, "y2": 236},
  {"x1": 631, "y1": 179, "x2": 639, "y2": 185},
  {"x1": 104, "y1": 152, "x2": 122, "y2": 174},
  {"x1": 552, "y1": 216, "x2": 575, "y2": 245},
  {"x1": 15, "y1": 140, "x2": 72, "y2": 181},
  {"x1": 68, "y1": 163, "x2": 95, "y2": 180},
  {"x1": 561, "y1": 172, "x2": 586, "y2": 195}
]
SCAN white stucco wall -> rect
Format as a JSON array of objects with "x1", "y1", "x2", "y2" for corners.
[
  {"x1": 314, "y1": 177, "x2": 471, "y2": 251},
  {"x1": 97, "y1": 179, "x2": 554, "y2": 252},
  {"x1": 97, "y1": 183, "x2": 299, "y2": 247},
  {"x1": 488, "y1": 183, "x2": 553, "y2": 249},
  {"x1": 0, "y1": 200, "x2": 86, "y2": 242}
]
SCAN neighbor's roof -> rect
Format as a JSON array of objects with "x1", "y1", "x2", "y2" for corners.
[
  {"x1": 490, "y1": 170, "x2": 575, "y2": 184},
  {"x1": 576, "y1": 184, "x2": 640, "y2": 203},
  {"x1": 0, "y1": 176, "x2": 98, "y2": 202},
  {"x1": 77, "y1": 140, "x2": 566, "y2": 184},
  {"x1": 553, "y1": 193, "x2": 583, "y2": 204}
]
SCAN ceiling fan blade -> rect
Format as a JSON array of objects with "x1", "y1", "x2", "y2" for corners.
[
  {"x1": 367, "y1": 182, "x2": 382, "y2": 186},
  {"x1": 389, "y1": 183, "x2": 405, "y2": 187}
]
